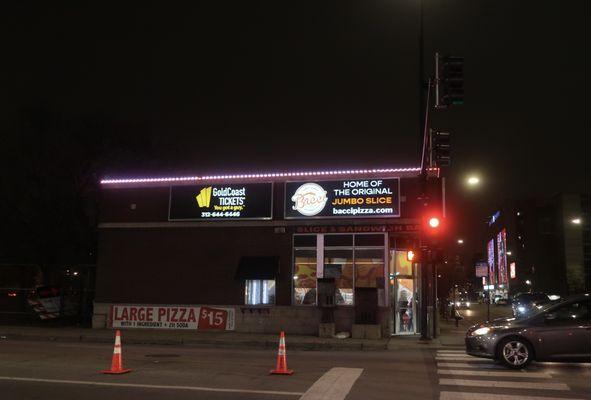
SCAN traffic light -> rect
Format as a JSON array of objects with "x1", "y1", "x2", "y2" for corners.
[
  {"x1": 430, "y1": 130, "x2": 451, "y2": 167},
  {"x1": 428, "y1": 217, "x2": 440, "y2": 228},
  {"x1": 436, "y1": 54, "x2": 464, "y2": 109},
  {"x1": 423, "y1": 213, "x2": 443, "y2": 236}
]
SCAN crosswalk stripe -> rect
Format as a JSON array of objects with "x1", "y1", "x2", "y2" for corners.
[
  {"x1": 440, "y1": 391, "x2": 584, "y2": 400},
  {"x1": 437, "y1": 369, "x2": 551, "y2": 378},
  {"x1": 439, "y1": 378, "x2": 570, "y2": 391},
  {"x1": 436, "y1": 357, "x2": 489, "y2": 362},
  {"x1": 436, "y1": 353, "x2": 475, "y2": 357},
  {"x1": 437, "y1": 362, "x2": 502, "y2": 369},
  {"x1": 436, "y1": 356, "x2": 475, "y2": 360},
  {"x1": 299, "y1": 367, "x2": 363, "y2": 400}
]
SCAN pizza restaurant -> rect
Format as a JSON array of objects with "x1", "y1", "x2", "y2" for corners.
[{"x1": 93, "y1": 167, "x2": 438, "y2": 338}]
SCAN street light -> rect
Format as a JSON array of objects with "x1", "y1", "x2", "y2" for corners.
[
  {"x1": 466, "y1": 176, "x2": 480, "y2": 186},
  {"x1": 457, "y1": 239, "x2": 464, "y2": 244},
  {"x1": 571, "y1": 218, "x2": 581, "y2": 225}
]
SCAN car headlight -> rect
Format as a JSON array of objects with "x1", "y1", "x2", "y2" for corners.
[
  {"x1": 466, "y1": 302, "x2": 470, "y2": 307},
  {"x1": 517, "y1": 306, "x2": 526, "y2": 313},
  {"x1": 456, "y1": 302, "x2": 461, "y2": 307},
  {"x1": 471, "y1": 327, "x2": 492, "y2": 336}
]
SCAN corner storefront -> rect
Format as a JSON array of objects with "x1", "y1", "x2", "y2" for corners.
[{"x1": 93, "y1": 168, "x2": 438, "y2": 337}]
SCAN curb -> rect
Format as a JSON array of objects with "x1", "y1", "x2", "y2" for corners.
[{"x1": 0, "y1": 330, "x2": 457, "y2": 351}]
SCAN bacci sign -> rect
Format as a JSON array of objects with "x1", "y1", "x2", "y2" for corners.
[{"x1": 285, "y1": 178, "x2": 400, "y2": 219}]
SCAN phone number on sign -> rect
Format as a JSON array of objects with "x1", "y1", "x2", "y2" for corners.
[{"x1": 200, "y1": 211, "x2": 241, "y2": 218}]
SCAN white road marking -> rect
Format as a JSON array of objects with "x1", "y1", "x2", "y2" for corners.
[
  {"x1": 436, "y1": 357, "x2": 489, "y2": 362},
  {"x1": 0, "y1": 376, "x2": 304, "y2": 396},
  {"x1": 299, "y1": 367, "x2": 363, "y2": 400},
  {"x1": 436, "y1": 354, "x2": 476, "y2": 358},
  {"x1": 437, "y1": 362, "x2": 502, "y2": 369},
  {"x1": 437, "y1": 369, "x2": 551, "y2": 378},
  {"x1": 440, "y1": 391, "x2": 584, "y2": 400},
  {"x1": 437, "y1": 350, "x2": 466, "y2": 354},
  {"x1": 439, "y1": 378, "x2": 570, "y2": 391}
]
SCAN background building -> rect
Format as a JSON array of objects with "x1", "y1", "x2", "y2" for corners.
[{"x1": 481, "y1": 193, "x2": 591, "y2": 298}]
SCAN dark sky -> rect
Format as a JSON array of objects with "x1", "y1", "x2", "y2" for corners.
[{"x1": 2, "y1": 2, "x2": 590, "y2": 257}]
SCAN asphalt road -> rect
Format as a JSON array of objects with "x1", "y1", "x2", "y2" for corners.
[
  {"x1": 0, "y1": 340, "x2": 436, "y2": 400},
  {"x1": 1, "y1": 304, "x2": 590, "y2": 400}
]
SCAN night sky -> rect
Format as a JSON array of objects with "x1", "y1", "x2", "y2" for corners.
[{"x1": 2, "y1": 2, "x2": 590, "y2": 262}]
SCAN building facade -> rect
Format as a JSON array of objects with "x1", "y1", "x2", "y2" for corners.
[
  {"x1": 481, "y1": 193, "x2": 591, "y2": 298},
  {"x1": 93, "y1": 168, "x2": 442, "y2": 337}
]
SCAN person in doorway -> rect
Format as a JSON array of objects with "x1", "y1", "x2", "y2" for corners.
[{"x1": 398, "y1": 290, "x2": 409, "y2": 332}]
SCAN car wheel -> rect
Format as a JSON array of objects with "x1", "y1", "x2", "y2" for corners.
[{"x1": 497, "y1": 338, "x2": 533, "y2": 369}]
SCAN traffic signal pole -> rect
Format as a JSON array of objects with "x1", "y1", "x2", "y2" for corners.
[{"x1": 419, "y1": 79, "x2": 433, "y2": 341}]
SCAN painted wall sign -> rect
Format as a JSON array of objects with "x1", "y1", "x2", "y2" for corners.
[
  {"x1": 169, "y1": 183, "x2": 272, "y2": 220},
  {"x1": 109, "y1": 305, "x2": 235, "y2": 330},
  {"x1": 293, "y1": 224, "x2": 418, "y2": 234},
  {"x1": 285, "y1": 178, "x2": 400, "y2": 219}
]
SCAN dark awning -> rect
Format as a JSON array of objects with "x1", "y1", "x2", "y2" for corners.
[{"x1": 235, "y1": 256, "x2": 279, "y2": 280}]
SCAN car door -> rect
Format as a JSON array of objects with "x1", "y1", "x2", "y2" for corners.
[{"x1": 530, "y1": 301, "x2": 591, "y2": 360}]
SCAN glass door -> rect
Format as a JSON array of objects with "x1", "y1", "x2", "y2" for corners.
[{"x1": 390, "y1": 249, "x2": 418, "y2": 335}]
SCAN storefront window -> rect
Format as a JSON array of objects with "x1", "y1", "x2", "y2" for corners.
[
  {"x1": 294, "y1": 248, "x2": 317, "y2": 305},
  {"x1": 391, "y1": 250, "x2": 412, "y2": 276},
  {"x1": 245, "y1": 280, "x2": 275, "y2": 305},
  {"x1": 355, "y1": 249, "x2": 384, "y2": 288},
  {"x1": 324, "y1": 248, "x2": 354, "y2": 305},
  {"x1": 293, "y1": 233, "x2": 386, "y2": 306}
]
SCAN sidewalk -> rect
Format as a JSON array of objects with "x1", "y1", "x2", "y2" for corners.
[
  {"x1": 437, "y1": 317, "x2": 470, "y2": 347},
  {"x1": 0, "y1": 324, "x2": 448, "y2": 351}
]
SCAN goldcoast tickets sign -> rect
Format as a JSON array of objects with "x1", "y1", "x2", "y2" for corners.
[
  {"x1": 285, "y1": 178, "x2": 400, "y2": 219},
  {"x1": 169, "y1": 183, "x2": 273, "y2": 220}
]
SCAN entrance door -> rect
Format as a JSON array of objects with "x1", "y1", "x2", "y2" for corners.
[
  {"x1": 395, "y1": 278, "x2": 416, "y2": 334},
  {"x1": 390, "y1": 249, "x2": 417, "y2": 335}
]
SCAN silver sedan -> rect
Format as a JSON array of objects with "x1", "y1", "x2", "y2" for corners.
[{"x1": 465, "y1": 294, "x2": 591, "y2": 368}]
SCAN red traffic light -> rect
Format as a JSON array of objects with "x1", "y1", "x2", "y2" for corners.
[
  {"x1": 406, "y1": 250, "x2": 416, "y2": 262},
  {"x1": 428, "y1": 217, "x2": 440, "y2": 228}
]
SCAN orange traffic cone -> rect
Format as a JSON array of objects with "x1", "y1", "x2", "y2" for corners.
[
  {"x1": 270, "y1": 331, "x2": 293, "y2": 375},
  {"x1": 101, "y1": 330, "x2": 131, "y2": 374}
]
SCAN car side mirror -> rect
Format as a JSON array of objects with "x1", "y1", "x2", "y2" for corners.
[{"x1": 545, "y1": 312, "x2": 556, "y2": 321}]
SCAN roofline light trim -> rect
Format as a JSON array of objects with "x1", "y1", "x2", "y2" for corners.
[{"x1": 100, "y1": 167, "x2": 433, "y2": 185}]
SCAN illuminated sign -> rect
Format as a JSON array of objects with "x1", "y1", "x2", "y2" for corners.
[
  {"x1": 497, "y1": 229, "x2": 509, "y2": 285},
  {"x1": 487, "y1": 239, "x2": 496, "y2": 286},
  {"x1": 510, "y1": 262, "x2": 516, "y2": 279},
  {"x1": 285, "y1": 178, "x2": 400, "y2": 219},
  {"x1": 488, "y1": 211, "x2": 500, "y2": 226},
  {"x1": 291, "y1": 183, "x2": 328, "y2": 216},
  {"x1": 169, "y1": 183, "x2": 273, "y2": 220},
  {"x1": 475, "y1": 262, "x2": 488, "y2": 278}
]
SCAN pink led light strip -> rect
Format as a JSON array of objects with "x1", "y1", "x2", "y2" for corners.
[{"x1": 100, "y1": 167, "x2": 432, "y2": 185}]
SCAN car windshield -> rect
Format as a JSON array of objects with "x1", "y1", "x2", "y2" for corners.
[
  {"x1": 528, "y1": 299, "x2": 565, "y2": 317},
  {"x1": 515, "y1": 293, "x2": 548, "y2": 304}
]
